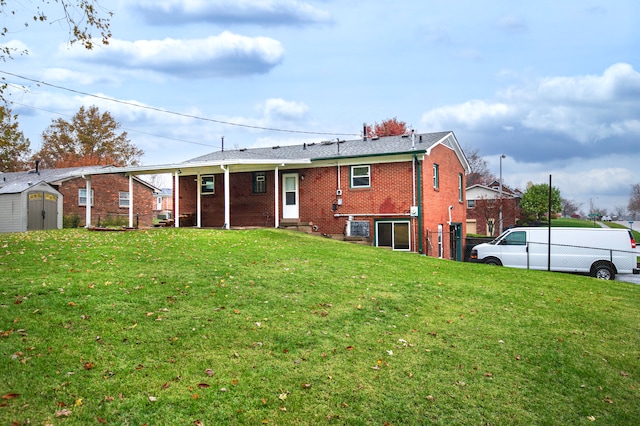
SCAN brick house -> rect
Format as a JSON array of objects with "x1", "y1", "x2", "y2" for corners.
[
  {"x1": 466, "y1": 181, "x2": 522, "y2": 236},
  {"x1": 0, "y1": 166, "x2": 158, "y2": 228},
  {"x1": 87, "y1": 131, "x2": 470, "y2": 259}
]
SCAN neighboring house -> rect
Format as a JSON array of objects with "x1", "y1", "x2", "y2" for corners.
[
  {"x1": 87, "y1": 131, "x2": 470, "y2": 259},
  {"x1": 153, "y1": 188, "x2": 174, "y2": 219},
  {"x1": 466, "y1": 181, "x2": 522, "y2": 236},
  {"x1": 0, "y1": 165, "x2": 158, "y2": 229},
  {"x1": 0, "y1": 177, "x2": 63, "y2": 232}
]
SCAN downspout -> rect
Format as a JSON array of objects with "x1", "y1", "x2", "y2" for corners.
[
  {"x1": 415, "y1": 153, "x2": 423, "y2": 254},
  {"x1": 128, "y1": 175, "x2": 134, "y2": 228},
  {"x1": 221, "y1": 165, "x2": 230, "y2": 229}
]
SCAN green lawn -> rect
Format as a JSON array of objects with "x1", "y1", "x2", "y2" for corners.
[{"x1": 1, "y1": 229, "x2": 639, "y2": 425}]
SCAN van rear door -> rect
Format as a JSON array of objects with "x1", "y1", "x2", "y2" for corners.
[{"x1": 498, "y1": 230, "x2": 529, "y2": 268}]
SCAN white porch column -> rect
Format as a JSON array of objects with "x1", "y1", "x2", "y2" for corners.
[
  {"x1": 174, "y1": 170, "x2": 180, "y2": 227},
  {"x1": 221, "y1": 165, "x2": 230, "y2": 229},
  {"x1": 196, "y1": 172, "x2": 202, "y2": 228},
  {"x1": 84, "y1": 176, "x2": 92, "y2": 228},
  {"x1": 128, "y1": 175, "x2": 134, "y2": 228},
  {"x1": 274, "y1": 166, "x2": 279, "y2": 228}
]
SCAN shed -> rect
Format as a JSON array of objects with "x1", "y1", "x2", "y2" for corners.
[{"x1": 0, "y1": 177, "x2": 63, "y2": 232}]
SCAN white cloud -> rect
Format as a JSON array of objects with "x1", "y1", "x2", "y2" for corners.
[
  {"x1": 130, "y1": 0, "x2": 332, "y2": 26},
  {"x1": 497, "y1": 15, "x2": 528, "y2": 33},
  {"x1": 60, "y1": 32, "x2": 285, "y2": 77},
  {"x1": 260, "y1": 98, "x2": 309, "y2": 121}
]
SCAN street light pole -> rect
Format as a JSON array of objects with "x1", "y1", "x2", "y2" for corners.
[{"x1": 499, "y1": 154, "x2": 506, "y2": 234}]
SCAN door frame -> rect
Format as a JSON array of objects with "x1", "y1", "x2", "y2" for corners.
[{"x1": 282, "y1": 173, "x2": 299, "y2": 220}]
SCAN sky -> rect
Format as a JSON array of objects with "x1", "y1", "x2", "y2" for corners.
[{"x1": 2, "y1": 0, "x2": 639, "y2": 216}]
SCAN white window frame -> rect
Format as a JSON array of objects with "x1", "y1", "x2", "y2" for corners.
[
  {"x1": 433, "y1": 164, "x2": 439, "y2": 189},
  {"x1": 119, "y1": 191, "x2": 130, "y2": 208},
  {"x1": 375, "y1": 220, "x2": 411, "y2": 251},
  {"x1": 201, "y1": 175, "x2": 215, "y2": 194},
  {"x1": 458, "y1": 173, "x2": 463, "y2": 202},
  {"x1": 351, "y1": 165, "x2": 371, "y2": 188},
  {"x1": 79, "y1": 188, "x2": 94, "y2": 206},
  {"x1": 156, "y1": 196, "x2": 162, "y2": 210}
]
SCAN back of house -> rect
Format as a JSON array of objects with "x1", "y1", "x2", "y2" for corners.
[{"x1": 470, "y1": 227, "x2": 638, "y2": 279}]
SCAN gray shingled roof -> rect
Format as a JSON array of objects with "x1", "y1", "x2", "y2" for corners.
[
  {"x1": 185, "y1": 132, "x2": 453, "y2": 163},
  {"x1": 0, "y1": 165, "x2": 157, "y2": 193}
]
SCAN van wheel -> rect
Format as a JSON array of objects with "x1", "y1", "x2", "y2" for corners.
[
  {"x1": 591, "y1": 262, "x2": 615, "y2": 280},
  {"x1": 484, "y1": 257, "x2": 502, "y2": 266}
]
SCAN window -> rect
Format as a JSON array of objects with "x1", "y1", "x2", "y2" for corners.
[
  {"x1": 201, "y1": 175, "x2": 214, "y2": 194},
  {"x1": 467, "y1": 199, "x2": 475, "y2": 209},
  {"x1": 351, "y1": 165, "x2": 370, "y2": 188},
  {"x1": 433, "y1": 164, "x2": 439, "y2": 189},
  {"x1": 458, "y1": 173, "x2": 463, "y2": 202},
  {"x1": 119, "y1": 191, "x2": 130, "y2": 208},
  {"x1": 502, "y1": 231, "x2": 526, "y2": 246},
  {"x1": 253, "y1": 172, "x2": 267, "y2": 193},
  {"x1": 79, "y1": 188, "x2": 94, "y2": 206}
]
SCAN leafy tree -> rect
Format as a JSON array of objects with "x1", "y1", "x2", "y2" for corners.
[
  {"x1": 0, "y1": 106, "x2": 31, "y2": 171},
  {"x1": 366, "y1": 117, "x2": 408, "y2": 138},
  {"x1": 629, "y1": 183, "x2": 640, "y2": 219},
  {"x1": 35, "y1": 105, "x2": 143, "y2": 168},
  {"x1": 464, "y1": 147, "x2": 496, "y2": 186},
  {"x1": 520, "y1": 182, "x2": 561, "y2": 221}
]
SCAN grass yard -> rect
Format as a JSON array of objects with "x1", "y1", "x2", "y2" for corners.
[{"x1": 1, "y1": 228, "x2": 639, "y2": 425}]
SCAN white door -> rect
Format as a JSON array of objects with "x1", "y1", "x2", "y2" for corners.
[{"x1": 282, "y1": 173, "x2": 299, "y2": 219}]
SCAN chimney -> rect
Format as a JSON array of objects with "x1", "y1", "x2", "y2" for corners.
[
  {"x1": 35, "y1": 160, "x2": 40, "y2": 175},
  {"x1": 363, "y1": 123, "x2": 367, "y2": 141}
]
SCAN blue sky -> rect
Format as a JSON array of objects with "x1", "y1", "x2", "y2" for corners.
[{"x1": 2, "y1": 0, "x2": 639, "y2": 215}]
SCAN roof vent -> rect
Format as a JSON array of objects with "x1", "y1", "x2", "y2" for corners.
[
  {"x1": 401, "y1": 134, "x2": 409, "y2": 138},
  {"x1": 272, "y1": 146, "x2": 280, "y2": 149}
]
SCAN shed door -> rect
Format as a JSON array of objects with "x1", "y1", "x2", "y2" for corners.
[{"x1": 28, "y1": 191, "x2": 58, "y2": 230}]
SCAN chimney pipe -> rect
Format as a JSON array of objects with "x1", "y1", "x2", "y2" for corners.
[
  {"x1": 35, "y1": 160, "x2": 40, "y2": 174},
  {"x1": 363, "y1": 123, "x2": 367, "y2": 141}
]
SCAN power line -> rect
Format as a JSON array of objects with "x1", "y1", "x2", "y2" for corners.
[
  {"x1": 11, "y1": 101, "x2": 220, "y2": 149},
  {"x1": 0, "y1": 70, "x2": 361, "y2": 137}
]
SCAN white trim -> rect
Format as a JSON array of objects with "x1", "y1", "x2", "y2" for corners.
[
  {"x1": 174, "y1": 171, "x2": 180, "y2": 227},
  {"x1": 128, "y1": 175, "x2": 134, "y2": 227},
  {"x1": 274, "y1": 167, "x2": 280, "y2": 228},
  {"x1": 85, "y1": 177, "x2": 92, "y2": 228}
]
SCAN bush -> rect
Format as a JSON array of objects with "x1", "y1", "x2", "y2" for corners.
[{"x1": 63, "y1": 214, "x2": 81, "y2": 228}]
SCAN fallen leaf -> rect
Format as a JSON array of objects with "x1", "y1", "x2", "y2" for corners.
[
  {"x1": 426, "y1": 395, "x2": 435, "y2": 401},
  {"x1": 278, "y1": 393, "x2": 287, "y2": 401},
  {"x1": 83, "y1": 362, "x2": 94, "y2": 370},
  {"x1": 97, "y1": 416, "x2": 107, "y2": 424},
  {"x1": 74, "y1": 398, "x2": 83, "y2": 406},
  {"x1": 55, "y1": 409, "x2": 72, "y2": 417},
  {"x1": 193, "y1": 421, "x2": 204, "y2": 426},
  {"x1": 346, "y1": 346, "x2": 354, "y2": 351},
  {"x1": 1, "y1": 393, "x2": 20, "y2": 400},
  {"x1": 148, "y1": 396, "x2": 157, "y2": 402},
  {"x1": 301, "y1": 383, "x2": 312, "y2": 389},
  {"x1": 587, "y1": 416, "x2": 596, "y2": 421},
  {"x1": 68, "y1": 302, "x2": 76, "y2": 307},
  {"x1": 620, "y1": 371, "x2": 630, "y2": 377},
  {"x1": 205, "y1": 369, "x2": 214, "y2": 376},
  {"x1": 161, "y1": 382, "x2": 170, "y2": 389},
  {"x1": 197, "y1": 383, "x2": 210, "y2": 388}
]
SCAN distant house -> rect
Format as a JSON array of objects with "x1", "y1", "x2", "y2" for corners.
[
  {"x1": 154, "y1": 188, "x2": 174, "y2": 219},
  {"x1": 85, "y1": 131, "x2": 471, "y2": 259},
  {"x1": 466, "y1": 181, "x2": 522, "y2": 236},
  {"x1": 0, "y1": 165, "x2": 158, "y2": 230}
]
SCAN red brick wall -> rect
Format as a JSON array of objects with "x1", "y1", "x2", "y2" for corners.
[{"x1": 58, "y1": 175, "x2": 156, "y2": 227}]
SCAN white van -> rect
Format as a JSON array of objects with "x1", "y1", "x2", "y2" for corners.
[{"x1": 470, "y1": 227, "x2": 639, "y2": 280}]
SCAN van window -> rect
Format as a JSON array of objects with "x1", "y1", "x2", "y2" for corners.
[{"x1": 502, "y1": 231, "x2": 526, "y2": 246}]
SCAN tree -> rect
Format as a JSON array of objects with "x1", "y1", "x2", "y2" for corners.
[
  {"x1": 629, "y1": 183, "x2": 640, "y2": 219},
  {"x1": 561, "y1": 198, "x2": 581, "y2": 218},
  {"x1": 520, "y1": 182, "x2": 562, "y2": 221},
  {"x1": 35, "y1": 105, "x2": 143, "y2": 168},
  {"x1": 0, "y1": 106, "x2": 31, "y2": 171},
  {"x1": 464, "y1": 147, "x2": 496, "y2": 186},
  {"x1": 365, "y1": 117, "x2": 408, "y2": 138},
  {"x1": 1, "y1": 1, "x2": 112, "y2": 99}
]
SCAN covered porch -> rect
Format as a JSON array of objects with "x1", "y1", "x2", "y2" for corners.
[{"x1": 82, "y1": 158, "x2": 311, "y2": 229}]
